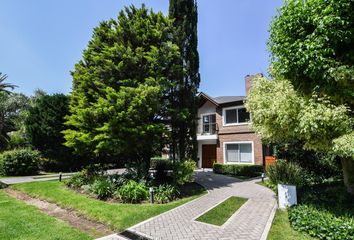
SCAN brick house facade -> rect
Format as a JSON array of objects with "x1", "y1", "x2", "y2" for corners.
[{"x1": 196, "y1": 74, "x2": 264, "y2": 168}]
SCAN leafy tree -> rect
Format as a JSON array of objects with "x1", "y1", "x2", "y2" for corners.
[
  {"x1": 63, "y1": 5, "x2": 180, "y2": 176},
  {"x1": 265, "y1": 0, "x2": 354, "y2": 193},
  {"x1": 169, "y1": 0, "x2": 200, "y2": 160},
  {"x1": 0, "y1": 92, "x2": 29, "y2": 150},
  {"x1": 268, "y1": 0, "x2": 354, "y2": 108},
  {"x1": 0, "y1": 73, "x2": 17, "y2": 94},
  {"x1": 25, "y1": 93, "x2": 80, "y2": 171},
  {"x1": 246, "y1": 77, "x2": 353, "y2": 192}
]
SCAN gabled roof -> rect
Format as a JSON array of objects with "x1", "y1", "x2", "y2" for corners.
[{"x1": 198, "y1": 92, "x2": 245, "y2": 107}]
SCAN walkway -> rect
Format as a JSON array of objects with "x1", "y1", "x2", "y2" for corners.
[{"x1": 100, "y1": 170, "x2": 277, "y2": 240}]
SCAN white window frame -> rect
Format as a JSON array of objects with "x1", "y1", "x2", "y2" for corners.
[
  {"x1": 223, "y1": 141, "x2": 254, "y2": 164},
  {"x1": 200, "y1": 112, "x2": 217, "y2": 135},
  {"x1": 222, "y1": 106, "x2": 250, "y2": 126}
]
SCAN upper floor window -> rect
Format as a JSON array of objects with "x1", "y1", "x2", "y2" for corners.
[
  {"x1": 202, "y1": 114, "x2": 216, "y2": 135},
  {"x1": 223, "y1": 107, "x2": 250, "y2": 125}
]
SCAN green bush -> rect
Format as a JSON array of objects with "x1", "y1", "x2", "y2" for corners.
[
  {"x1": 151, "y1": 157, "x2": 173, "y2": 183},
  {"x1": 65, "y1": 165, "x2": 106, "y2": 189},
  {"x1": 289, "y1": 204, "x2": 354, "y2": 240},
  {"x1": 154, "y1": 184, "x2": 179, "y2": 203},
  {"x1": 0, "y1": 148, "x2": 40, "y2": 176},
  {"x1": 150, "y1": 157, "x2": 173, "y2": 170},
  {"x1": 175, "y1": 159, "x2": 196, "y2": 185},
  {"x1": 115, "y1": 180, "x2": 148, "y2": 203},
  {"x1": 266, "y1": 160, "x2": 308, "y2": 187},
  {"x1": 90, "y1": 178, "x2": 114, "y2": 200},
  {"x1": 65, "y1": 171, "x2": 91, "y2": 189},
  {"x1": 213, "y1": 163, "x2": 263, "y2": 178},
  {"x1": 108, "y1": 174, "x2": 129, "y2": 188}
]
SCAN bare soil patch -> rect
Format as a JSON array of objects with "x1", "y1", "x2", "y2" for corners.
[{"x1": 4, "y1": 188, "x2": 113, "y2": 238}]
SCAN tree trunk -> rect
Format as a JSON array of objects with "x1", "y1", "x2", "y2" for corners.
[{"x1": 341, "y1": 157, "x2": 354, "y2": 194}]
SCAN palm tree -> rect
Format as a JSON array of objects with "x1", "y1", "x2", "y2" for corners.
[{"x1": 0, "y1": 72, "x2": 17, "y2": 93}]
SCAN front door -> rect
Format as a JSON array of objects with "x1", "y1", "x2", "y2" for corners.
[{"x1": 202, "y1": 144, "x2": 217, "y2": 168}]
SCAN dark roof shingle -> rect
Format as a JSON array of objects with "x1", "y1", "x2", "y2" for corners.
[{"x1": 212, "y1": 96, "x2": 245, "y2": 104}]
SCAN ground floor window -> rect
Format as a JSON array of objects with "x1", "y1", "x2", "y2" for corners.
[{"x1": 225, "y1": 142, "x2": 253, "y2": 163}]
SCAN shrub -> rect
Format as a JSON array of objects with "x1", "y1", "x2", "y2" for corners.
[
  {"x1": 288, "y1": 204, "x2": 354, "y2": 240},
  {"x1": 266, "y1": 160, "x2": 308, "y2": 187},
  {"x1": 150, "y1": 157, "x2": 173, "y2": 170},
  {"x1": 213, "y1": 163, "x2": 263, "y2": 178},
  {"x1": 108, "y1": 174, "x2": 129, "y2": 188},
  {"x1": 154, "y1": 184, "x2": 179, "y2": 203},
  {"x1": 0, "y1": 148, "x2": 40, "y2": 176},
  {"x1": 65, "y1": 171, "x2": 90, "y2": 188},
  {"x1": 65, "y1": 165, "x2": 105, "y2": 189},
  {"x1": 175, "y1": 159, "x2": 196, "y2": 185},
  {"x1": 90, "y1": 177, "x2": 114, "y2": 200},
  {"x1": 115, "y1": 180, "x2": 148, "y2": 203},
  {"x1": 151, "y1": 158, "x2": 173, "y2": 183}
]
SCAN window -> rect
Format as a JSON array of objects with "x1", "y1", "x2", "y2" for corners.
[
  {"x1": 225, "y1": 143, "x2": 253, "y2": 163},
  {"x1": 223, "y1": 107, "x2": 250, "y2": 125},
  {"x1": 202, "y1": 114, "x2": 216, "y2": 134}
]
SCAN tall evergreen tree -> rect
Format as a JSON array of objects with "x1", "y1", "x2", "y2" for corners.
[
  {"x1": 169, "y1": 0, "x2": 200, "y2": 161},
  {"x1": 63, "y1": 5, "x2": 180, "y2": 176}
]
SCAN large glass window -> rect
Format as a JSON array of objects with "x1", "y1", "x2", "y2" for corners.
[
  {"x1": 238, "y1": 108, "x2": 250, "y2": 123},
  {"x1": 225, "y1": 109, "x2": 237, "y2": 124},
  {"x1": 225, "y1": 143, "x2": 253, "y2": 163},
  {"x1": 224, "y1": 107, "x2": 250, "y2": 125},
  {"x1": 202, "y1": 114, "x2": 216, "y2": 134}
]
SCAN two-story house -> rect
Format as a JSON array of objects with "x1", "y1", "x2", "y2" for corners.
[{"x1": 196, "y1": 74, "x2": 263, "y2": 168}]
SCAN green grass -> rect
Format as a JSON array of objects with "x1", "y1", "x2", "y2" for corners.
[
  {"x1": 196, "y1": 196, "x2": 247, "y2": 226},
  {"x1": 12, "y1": 181, "x2": 205, "y2": 231},
  {"x1": 0, "y1": 190, "x2": 91, "y2": 240},
  {"x1": 268, "y1": 209, "x2": 313, "y2": 240}
]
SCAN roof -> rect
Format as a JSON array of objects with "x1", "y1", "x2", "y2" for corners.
[
  {"x1": 212, "y1": 96, "x2": 245, "y2": 104},
  {"x1": 198, "y1": 92, "x2": 245, "y2": 106}
]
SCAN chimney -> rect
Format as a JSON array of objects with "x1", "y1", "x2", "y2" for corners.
[{"x1": 245, "y1": 73, "x2": 263, "y2": 95}]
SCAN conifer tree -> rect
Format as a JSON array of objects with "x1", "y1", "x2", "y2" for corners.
[{"x1": 169, "y1": 0, "x2": 200, "y2": 161}]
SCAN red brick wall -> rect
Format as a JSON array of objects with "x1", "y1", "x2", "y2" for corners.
[
  {"x1": 216, "y1": 133, "x2": 263, "y2": 166},
  {"x1": 213, "y1": 104, "x2": 263, "y2": 166}
]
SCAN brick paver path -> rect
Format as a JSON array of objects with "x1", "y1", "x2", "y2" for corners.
[{"x1": 107, "y1": 170, "x2": 276, "y2": 240}]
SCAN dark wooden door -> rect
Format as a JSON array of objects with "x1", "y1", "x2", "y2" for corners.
[{"x1": 202, "y1": 144, "x2": 217, "y2": 168}]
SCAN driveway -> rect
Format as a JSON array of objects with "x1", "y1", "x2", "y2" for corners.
[{"x1": 100, "y1": 170, "x2": 277, "y2": 240}]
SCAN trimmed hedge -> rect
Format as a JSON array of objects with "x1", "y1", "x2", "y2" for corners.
[
  {"x1": 289, "y1": 204, "x2": 354, "y2": 240},
  {"x1": 213, "y1": 163, "x2": 263, "y2": 178},
  {"x1": 0, "y1": 148, "x2": 40, "y2": 176}
]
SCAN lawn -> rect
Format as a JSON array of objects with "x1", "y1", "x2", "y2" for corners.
[
  {"x1": 12, "y1": 180, "x2": 206, "y2": 231},
  {"x1": 196, "y1": 196, "x2": 247, "y2": 226},
  {"x1": 267, "y1": 209, "x2": 313, "y2": 240},
  {"x1": 0, "y1": 190, "x2": 91, "y2": 240}
]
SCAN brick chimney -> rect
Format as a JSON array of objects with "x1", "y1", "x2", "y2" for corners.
[{"x1": 245, "y1": 73, "x2": 263, "y2": 95}]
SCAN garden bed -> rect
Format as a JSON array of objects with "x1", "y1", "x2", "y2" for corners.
[
  {"x1": 260, "y1": 173, "x2": 354, "y2": 240},
  {"x1": 267, "y1": 209, "x2": 313, "y2": 240}
]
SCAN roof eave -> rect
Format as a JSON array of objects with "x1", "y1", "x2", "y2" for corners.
[{"x1": 198, "y1": 92, "x2": 220, "y2": 107}]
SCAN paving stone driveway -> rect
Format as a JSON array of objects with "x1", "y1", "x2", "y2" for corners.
[{"x1": 113, "y1": 170, "x2": 277, "y2": 240}]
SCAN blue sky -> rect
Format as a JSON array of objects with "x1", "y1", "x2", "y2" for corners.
[{"x1": 0, "y1": 0, "x2": 283, "y2": 97}]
